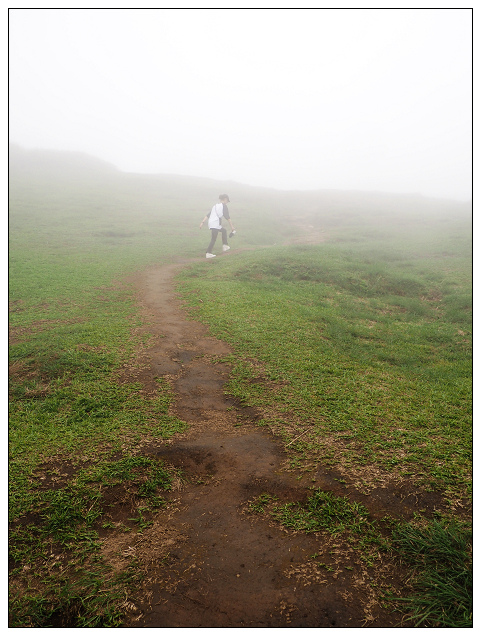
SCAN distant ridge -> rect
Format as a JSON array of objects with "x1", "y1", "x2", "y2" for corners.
[
  {"x1": 9, "y1": 143, "x2": 118, "y2": 178},
  {"x1": 8, "y1": 144, "x2": 471, "y2": 210}
]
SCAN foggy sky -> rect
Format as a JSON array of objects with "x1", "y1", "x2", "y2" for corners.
[{"x1": 9, "y1": 8, "x2": 472, "y2": 201}]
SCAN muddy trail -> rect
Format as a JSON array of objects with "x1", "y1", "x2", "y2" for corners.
[{"x1": 104, "y1": 253, "x2": 428, "y2": 629}]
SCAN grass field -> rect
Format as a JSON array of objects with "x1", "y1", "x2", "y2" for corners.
[
  {"x1": 8, "y1": 147, "x2": 472, "y2": 627},
  {"x1": 178, "y1": 222, "x2": 472, "y2": 500}
]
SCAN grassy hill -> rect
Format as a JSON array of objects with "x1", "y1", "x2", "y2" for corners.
[{"x1": 9, "y1": 147, "x2": 472, "y2": 627}]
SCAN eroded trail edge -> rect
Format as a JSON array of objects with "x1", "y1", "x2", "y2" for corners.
[{"x1": 116, "y1": 261, "x2": 405, "y2": 628}]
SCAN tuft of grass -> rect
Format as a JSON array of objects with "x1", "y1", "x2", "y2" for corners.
[
  {"x1": 272, "y1": 489, "x2": 370, "y2": 536},
  {"x1": 391, "y1": 520, "x2": 472, "y2": 627},
  {"x1": 82, "y1": 455, "x2": 175, "y2": 501},
  {"x1": 249, "y1": 492, "x2": 278, "y2": 513},
  {"x1": 252, "y1": 488, "x2": 388, "y2": 566}
]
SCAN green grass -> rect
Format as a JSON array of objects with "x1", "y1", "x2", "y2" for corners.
[
  {"x1": 9, "y1": 565, "x2": 140, "y2": 628},
  {"x1": 178, "y1": 235, "x2": 472, "y2": 499},
  {"x1": 272, "y1": 489, "x2": 375, "y2": 536},
  {"x1": 9, "y1": 453, "x2": 179, "y2": 627},
  {"x1": 391, "y1": 520, "x2": 472, "y2": 627},
  {"x1": 9, "y1": 149, "x2": 471, "y2": 626},
  {"x1": 249, "y1": 488, "x2": 388, "y2": 567},
  {"x1": 248, "y1": 491, "x2": 472, "y2": 627},
  {"x1": 9, "y1": 164, "x2": 213, "y2": 625}
]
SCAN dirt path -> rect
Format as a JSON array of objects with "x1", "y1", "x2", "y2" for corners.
[{"x1": 109, "y1": 255, "x2": 413, "y2": 628}]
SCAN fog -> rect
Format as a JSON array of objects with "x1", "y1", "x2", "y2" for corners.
[{"x1": 9, "y1": 8, "x2": 472, "y2": 201}]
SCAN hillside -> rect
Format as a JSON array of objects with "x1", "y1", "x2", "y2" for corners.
[
  {"x1": 9, "y1": 144, "x2": 472, "y2": 627},
  {"x1": 10, "y1": 144, "x2": 471, "y2": 213}
]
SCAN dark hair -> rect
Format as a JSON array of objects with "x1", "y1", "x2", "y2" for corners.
[{"x1": 219, "y1": 194, "x2": 230, "y2": 202}]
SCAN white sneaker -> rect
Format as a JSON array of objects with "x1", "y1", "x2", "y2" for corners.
[
  {"x1": 206, "y1": 253, "x2": 216, "y2": 258},
  {"x1": 222, "y1": 245, "x2": 230, "y2": 252}
]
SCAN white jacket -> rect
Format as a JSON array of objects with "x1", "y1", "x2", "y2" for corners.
[{"x1": 208, "y1": 203, "x2": 224, "y2": 230}]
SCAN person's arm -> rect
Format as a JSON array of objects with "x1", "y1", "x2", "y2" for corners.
[
  {"x1": 200, "y1": 210, "x2": 211, "y2": 229},
  {"x1": 223, "y1": 204, "x2": 234, "y2": 231}
]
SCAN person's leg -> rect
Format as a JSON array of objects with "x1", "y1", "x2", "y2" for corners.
[
  {"x1": 221, "y1": 227, "x2": 231, "y2": 251},
  {"x1": 206, "y1": 229, "x2": 219, "y2": 254}
]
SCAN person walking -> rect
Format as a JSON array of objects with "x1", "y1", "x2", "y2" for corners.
[{"x1": 200, "y1": 194, "x2": 235, "y2": 258}]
